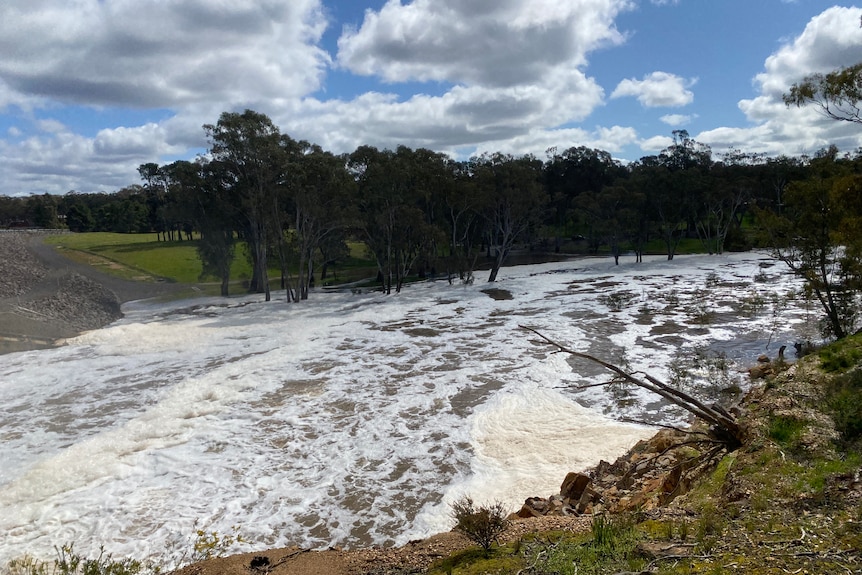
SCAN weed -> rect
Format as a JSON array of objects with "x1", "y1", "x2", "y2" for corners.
[
  {"x1": 525, "y1": 516, "x2": 643, "y2": 575},
  {"x1": 5, "y1": 544, "x2": 153, "y2": 575},
  {"x1": 819, "y1": 339, "x2": 862, "y2": 373},
  {"x1": 598, "y1": 290, "x2": 637, "y2": 312},
  {"x1": 768, "y1": 416, "x2": 806, "y2": 448},
  {"x1": 824, "y1": 369, "x2": 862, "y2": 443}
]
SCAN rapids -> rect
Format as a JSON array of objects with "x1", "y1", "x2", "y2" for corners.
[{"x1": 0, "y1": 253, "x2": 817, "y2": 565}]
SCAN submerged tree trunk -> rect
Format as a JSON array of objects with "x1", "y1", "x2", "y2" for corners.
[{"x1": 521, "y1": 326, "x2": 743, "y2": 448}]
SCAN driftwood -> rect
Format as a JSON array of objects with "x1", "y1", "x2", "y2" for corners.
[{"x1": 521, "y1": 326, "x2": 743, "y2": 448}]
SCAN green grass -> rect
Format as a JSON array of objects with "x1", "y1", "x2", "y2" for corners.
[
  {"x1": 46, "y1": 232, "x2": 222, "y2": 283},
  {"x1": 818, "y1": 334, "x2": 862, "y2": 373},
  {"x1": 45, "y1": 233, "x2": 379, "y2": 288}
]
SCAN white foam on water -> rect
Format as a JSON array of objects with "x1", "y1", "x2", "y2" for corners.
[{"x1": 0, "y1": 253, "x2": 819, "y2": 565}]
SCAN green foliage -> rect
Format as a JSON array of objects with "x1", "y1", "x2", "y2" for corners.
[
  {"x1": 825, "y1": 369, "x2": 862, "y2": 443},
  {"x1": 784, "y1": 62, "x2": 862, "y2": 124},
  {"x1": 189, "y1": 525, "x2": 245, "y2": 563},
  {"x1": 768, "y1": 415, "x2": 806, "y2": 448},
  {"x1": 818, "y1": 336, "x2": 862, "y2": 373},
  {"x1": 526, "y1": 516, "x2": 643, "y2": 575},
  {"x1": 4, "y1": 545, "x2": 151, "y2": 575},
  {"x1": 450, "y1": 496, "x2": 509, "y2": 557}
]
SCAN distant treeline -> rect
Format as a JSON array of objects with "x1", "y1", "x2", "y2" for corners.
[{"x1": 2, "y1": 110, "x2": 860, "y2": 300}]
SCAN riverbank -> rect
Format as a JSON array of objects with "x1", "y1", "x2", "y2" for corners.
[
  {"x1": 0, "y1": 231, "x2": 193, "y2": 354},
  {"x1": 174, "y1": 348, "x2": 862, "y2": 575}
]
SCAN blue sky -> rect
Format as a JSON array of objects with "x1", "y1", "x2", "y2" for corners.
[{"x1": 1, "y1": 0, "x2": 862, "y2": 196}]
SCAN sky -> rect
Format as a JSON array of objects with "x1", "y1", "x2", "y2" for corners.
[{"x1": 2, "y1": 1, "x2": 862, "y2": 196}]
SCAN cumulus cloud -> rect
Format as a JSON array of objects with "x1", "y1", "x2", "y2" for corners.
[
  {"x1": 660, "y1": 114, "x2": 695, "y2": 127},
  {"x1": 611, "y1": 72, "x2": 695, "y2": 107},
  {"x1": 0, "y1": 0, "x2": 330, "y2": 108},
  {"x1": 640, "y1": 135, "x2": 673, "y2": 153},
  {"x1": 337, "y1": 0, "x2": 633, "y2": 87},
  {"x1": 701, "y1": 5, "x2": 862, "y2": 157},
  {"x1": 271, "y1": 0, "x2": 634, "y2": 161}
]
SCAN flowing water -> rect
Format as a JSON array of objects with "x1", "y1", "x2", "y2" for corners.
[{"x1": 0, "y1": 253, "x2": 818, "y2": 565}]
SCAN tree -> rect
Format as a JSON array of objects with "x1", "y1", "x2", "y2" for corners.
[
  {"x1": 473, "y1": 153, "x2": 548, "y2": 282},
  {"x1": 205, "y1": 110, "x2": 285, "y2": 302},
  {"x1": 349, "y1": 146, "x2": 442, "y2": 294},
  {"x1": 180, "y1": 159, "x2": 237, "y2": 297},
  {"x1": 757, "y1": 155, "x2": 862, "y2": 339},
  {"x1": 285, "y1": 143, "x2": 354, "y2": 301},
  {"x1": 442, "y1": 161, "x2": 482, "y2": 283},
  {"x1": 784, "y1": 62, "x2": 862, "y2": 124}
]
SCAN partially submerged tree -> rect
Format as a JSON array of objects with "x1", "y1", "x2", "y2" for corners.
[
  {"x1": 205, "y1": 110, "x2": 285, "y2": 301},
  {"x1": 756, "y1": 168, "x2": 862, "y2": 339},
  {"x1": 473, "y1": 153, "x2": 548, "y2": 282},
  {"x1": 522, "y1": 326, "x2": 743, "y2": 448}
]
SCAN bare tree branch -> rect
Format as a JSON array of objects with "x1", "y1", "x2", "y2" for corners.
[{"x1": 520, "y1": 325, "x2": 742, "y2": 447}]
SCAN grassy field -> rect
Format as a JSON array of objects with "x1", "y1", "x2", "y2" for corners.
[{"x1": 44, "y1": 232, "x2": 379, "y2": 288}]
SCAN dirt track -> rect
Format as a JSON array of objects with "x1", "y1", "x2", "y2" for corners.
[{"x1": 0, "y1": 231, "x2": 193, "y2": 354}]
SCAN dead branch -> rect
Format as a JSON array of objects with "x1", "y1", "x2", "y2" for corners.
[{"x1": 521, "y1": 325, "x2": 742, "y2": 448}]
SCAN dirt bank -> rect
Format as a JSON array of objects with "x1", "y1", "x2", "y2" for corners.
[{"x1": 0, "y1": 231, "x2": 192, "y2": 354}]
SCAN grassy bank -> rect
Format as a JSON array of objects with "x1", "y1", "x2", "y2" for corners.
[{"x1": 43, "y1": 233, "x2": 379, "y2": 290}]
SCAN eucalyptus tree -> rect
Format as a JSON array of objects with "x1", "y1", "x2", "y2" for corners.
[
  {"x1": 472, "y1": 153, "x2": 548, "y2": 282},
  {"x1": 544, "y1": 146, "x2": 626, "y2": 245},
  {"x1": 442, "y1": 161, "x2": 483, "y2": 283},
  {"x1": 757, "y1": 151, "x2": 862, "y2": 339},
  {"x1": 204, "y1": 110, "x2": 286, "y2": 301},
  {"x1": 575, "y1": 184, "x2": 644, "y2": 264},
  {"x1": 784, "y1": 62, "x2": 862, "y2": 124},
  {"x1": 284, "y1": 142, "x2": 355, "y2": 301},
  {"x1": 196, "y1": 160, "x2": 238, "y2": 297},
  {"x1": 348, "y1": 145, "x2": 441, "y2": 294},
  {"x1": 694, "y1": 150, "x2": 759, "y2": 254},
  {"x1": 645, "y1": 130, "x2": 714, "y2": 260}
]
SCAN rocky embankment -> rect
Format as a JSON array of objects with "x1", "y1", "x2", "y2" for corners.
[{"x1": 0, "y1": 231, "x2": 122, "y2": 353}]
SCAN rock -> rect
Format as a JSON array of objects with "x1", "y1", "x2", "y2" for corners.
[
  {"x1": 757, "y1": 354, "x2": 770, "y2": 363},
  {"x1": 560, "y1": 472, "x2": 591, "y2": 501},
  {"x1": 748, "y1": 364, "x2": 772, "y2": 379}
]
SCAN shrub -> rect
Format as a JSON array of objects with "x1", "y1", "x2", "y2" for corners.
[
  {"x1": 4, "y1": 544, "x2": 150, "y2": 575},
  {"x1": 825, "y1": 369, "x2": 862, "y2": 443},
  {"x1": 450, "y1": 496, "x2": 509, "y2": 557}
]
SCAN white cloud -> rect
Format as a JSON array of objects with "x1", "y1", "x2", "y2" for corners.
[
  {"x1": 0, "y1": 0, "x2": 330, "y2": 108},
  {"x1": 640, "y1": 135, "x2": 673, "y2": 153},
  {"x1": 337, "y1": 0, "x2": 633, "y2": 87},
  {"x1": 611, "y1": 72, "x2": 695, "y2": 107},
  {"x1": 660, "y1": 113, "x2": 695, "y2": 127},
  {"x1": 700, "y1": 5, "x2": 862, "y2": 157},
  {"x1": 280, "y1": 0, "x2": 637, "y2": 155}
]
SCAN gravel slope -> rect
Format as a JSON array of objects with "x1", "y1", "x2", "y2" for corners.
[{"x1": 0, "y1": 231, "x2": 190, "y2": 354}]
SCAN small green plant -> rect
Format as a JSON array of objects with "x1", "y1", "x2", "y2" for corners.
[
  {"x1": 825, "y1": 369, "x2": 862, "y2": 443},
  {"x1": 528, "y1": 516, "x2": 642, "y2": 575},
  {"x1": 768, "y1": 415, "x2": 806, "y2": 448},
  {"x1": 5, "y1": 544, "x2": 152, "y2": 575},
  {"x1": 819, "y1": 338, "x2": 862, "y2": 373},
  {"x1": 450, "y1": 496, "x2": 509, "y2": 557},
  {"x1": 190, "y1": 524, "x2": 245, "y2": 563}
]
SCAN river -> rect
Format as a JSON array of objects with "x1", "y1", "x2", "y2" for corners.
[{"x1": 0, "y1": 252, "x2": 817, "y2": 566}]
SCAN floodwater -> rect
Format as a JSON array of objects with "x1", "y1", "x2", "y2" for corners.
[{"x1": 0, "y1": 252, "x2": 817, "y2": 565}]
